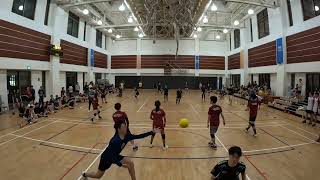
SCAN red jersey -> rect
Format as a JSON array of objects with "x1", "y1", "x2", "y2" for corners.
[
  {"x1": 150, "y1": 109, "x2": 166, "y2": 129},
  {"x1": 112, "y1": 111, "x2": 128, "y2": 125},
  {"x1": 248, "y1": 99, "x2": 260, "y2": 117},
  {"x1": 208, "y1": 105, "x2": 222, "y2": 127},
  {"x1": 92, "y1": 97, "x2": 99, "y2": 110}
]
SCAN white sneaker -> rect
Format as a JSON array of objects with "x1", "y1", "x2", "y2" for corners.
[
  {"x1": 162, "y1": 145, "x2": 169, "y2": 150},
  {"x1": 149, "y1": 144, "x2": 153, "y2": 148},
  {"x1": 253, "y1": 134, "x2": 257, "y2": 137},
  {"x1": 81, "y1": 172, "x2": 88, "y2": 180}
]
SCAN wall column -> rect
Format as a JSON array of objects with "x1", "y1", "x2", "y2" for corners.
[
  {"x1": 195, "y1": 39, "x2": 200, "y2": 76},
  {"x1": 48, "y1": 4, "x2": 63, "y2": 97}
]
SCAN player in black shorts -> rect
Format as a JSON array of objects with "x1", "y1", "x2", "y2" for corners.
[
  {"x1": 211, "y1": 146, "x2": 246, "y2": 180},
  {"x1": 201, "y1": 85, "x2": 206, "y2": 101},
  {"x1": 134, "y1": 87, "x2": 140, "y2": 99},
  {"x1": 82, "y1": 122, "x2": 158, "y2": 179},
  {"x1": 176, "y1": 88, "x2": 182, "y2": 104},
  {"x1": 164, "y1": 86, "x2": 168, "y2": 102}
]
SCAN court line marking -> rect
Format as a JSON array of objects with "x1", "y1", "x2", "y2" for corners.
[
  {"x1": 44, "y1": 119, "x2": 289, "y2": 130},
  {"x1": 0, "y1": 120, "x2": 49, "y2": 140},
  {"x1": 9, "y1": 133, "x2": 101, "y2": 151},
  {"x1": 0, "y1": 121, "x2": 57, "y2": 147},
  {"x1": 59, "y1": 142, "x2": 100, "y2": 180},
  {"x1": 279, "y1": 125, "x2": 318, "y2": 143},
  {"x1": 215, "y1": 134, "x2": 252, "y2": 180},
  {"x1": 9, "y1": 131, "x2": 316, "y2": 157},
  {"x1": 286, "y1": 124, "x2": 319, "y2": 137},
  {"x1": 76, "y1": 147, "x2": 107, "y2": 180},
  {"x1": 137, "y1": 95, "x2": 150, "y2": 112}
]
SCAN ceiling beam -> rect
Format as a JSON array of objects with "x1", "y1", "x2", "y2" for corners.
[
  {"x1": 200, "y1": 24, "x2": 244, "y2": 29},
  {"x1": 96, "y1": 24, "x2": 143, "y2": 29},
  {"x1": 61, "y1": 0, "x2": 112, "y2": 8},
  {"x1": 225, "y1": 0, "x2": 278, "y2": 8}
]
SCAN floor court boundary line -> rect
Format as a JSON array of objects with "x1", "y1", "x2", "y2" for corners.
[
  {"x1": 46, "y1": 119, "x2": 289, "y2": 130},
  {"x1": 286, "y1": 124, "x2": 319, "y2": 137},
  {"x1": 59, "y1": 142, "x2": 100, "y2": 180},
  {"x1": 0, "y1": 121, "x2": 57, "y2": 147},
  {"x1": 137, "y1": 96, "x2": 150, "y2": 112},
  {"x1": 279, "y1": 125, "x2": 319, "y2": 143},
  {"x1": 215, "y1": 134, "x2": 252, "y2": 180},
  {"x1": 0, "y1": 120, "x2": 49, "y2": 140},
  {"x1": 76, "y1": 147, "x2": 107, "y2": 180}
]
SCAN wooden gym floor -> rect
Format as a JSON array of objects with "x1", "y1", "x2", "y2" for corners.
[{"x1": 0, "y1": 90, "x2": 319, "y2": 180}]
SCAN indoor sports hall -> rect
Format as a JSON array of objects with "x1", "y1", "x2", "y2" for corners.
[{"x1": 0, "y1": 0, "x2": 319, "y2": 180}]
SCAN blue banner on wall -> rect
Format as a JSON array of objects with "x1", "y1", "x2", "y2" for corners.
[
  {"x1": 276, "y1": 38, "x2": 284, "y2": 65},
  {"x1": 90, "y1": 49, "x2": 94, "y2": 66},
  {"x1": 195, "y1": 55, "x2": 200, "y2": 70}
]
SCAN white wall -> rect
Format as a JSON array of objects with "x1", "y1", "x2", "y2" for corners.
[
  {"x1": 59, "y1": 72, "x2": 66, "y2": 93},
  {"x1": 0, "y1": 70, "x2": 8, "y2": 107}
]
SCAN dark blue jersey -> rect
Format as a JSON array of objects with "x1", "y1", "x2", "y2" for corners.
[
  {"x1": 211, "y1": 160, "x2": 246, "y2": 180},
  {"x1": 103, "y1": 131, "x2": 154, "y2": 166}
]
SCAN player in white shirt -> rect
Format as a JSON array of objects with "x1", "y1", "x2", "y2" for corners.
[
  {"x1": 303, "y1": 92, "x2": 314, "y2": 124},
  {"x1": 312, "y1": 92, "x2": 319, "y2": 127}
]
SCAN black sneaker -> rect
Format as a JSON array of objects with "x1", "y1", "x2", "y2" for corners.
[
  {"x1": 133, "y1": 145, "x2": 138, "y2": 151},
  {"x1": 98, "y1": 116, "x2": 102, "y2": 119},
  {"x1": 91, "y1": 118, "x2": 94, "y2": 122},
  {"x1": 302, "y1": 120, "x2": 306, "y2": 123}
]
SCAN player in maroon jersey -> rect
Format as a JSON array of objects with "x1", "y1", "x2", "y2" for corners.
[
  {"x1": 245, "y1": 93, "x2": 261, "y2": 136},
  {"x1": 149, "y1": 100, "x2": 168, "y2": 150},
  {"x1": 112, "y1": 103, "x2": 138, "y2": 151},
  {"x1": 207, "y1": 96, "x2": 226, "y2": 149},
  {"x1": 91, "y1": 93, "x2": 102, "y2": 123}
]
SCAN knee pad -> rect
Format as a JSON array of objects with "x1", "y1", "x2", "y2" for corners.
[{"x1": 161, "y1": 134, "x2": 165, "y2": 139}]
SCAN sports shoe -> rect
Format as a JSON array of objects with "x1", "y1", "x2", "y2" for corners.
[
  {"x1": 302, "y1": 120, "x2": 306, "y2": 123},
  {"x1": 133, "y1": 145, "x2": 139, "y2": 151},
  {"x1": 312, "y1": 124, "x2": 316, "y2": 127},
  {"x1": 91, "y1": 118, "x2": 94, "y2": 123},
  {"x1": 210, "y1": 144, "x2": 217, "y2": 149},
  {"x1": 245, "y1": 128, "x2": 249, "y2": 133},
  {"x1": 98, "y1": 116, "x2": 102, "y2": 119},
  {"x1": 253, "y1": 134, "x2": 257, "y2": 137},
  {"x1": 149, "y1": 144, "x2": 153, "y2": 148},
  {"x1": 81, "y1": 172, "x2": 88, "y2": 180},
  {"x1": 162, "y1": 145, "x2": 169, "y2": 150}
]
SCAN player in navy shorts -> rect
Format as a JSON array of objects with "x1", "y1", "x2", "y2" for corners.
[{"x1": 82, "y1": 122, "x2": 158, "y2": 179}]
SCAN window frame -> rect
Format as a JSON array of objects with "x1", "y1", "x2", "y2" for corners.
[
  {"x1": 67, "y1": 11, "x2": 79, "y2": 38},
  {"x1": 96, "y1": 30, "x2": 103, "y2": 48},
  {"x1": 12, "y1": 0, "x2": 37, "y2": 20},
  {"x1": 234, "y1": 29, "x2": 240, "y2": 49},
  {"x1": 257, "y1": 8, "x2": 270, "y2": 39}
]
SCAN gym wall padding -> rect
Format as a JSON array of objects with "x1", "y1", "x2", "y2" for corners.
[
  {"x1": 94, "y1": 51, "x2": 108, "y2": 68},
  {"x1": 60, "y1": 40, "x2": 88, "y2": 66},
  {"x1": 228, "y1": 53, "x2": 240, "y2": 70},
  {"x1": 111, "y1": 55, "x2": 137, "y2": 69},
  {"x1": 287, "y1": 26, "x2": 320, "y2": 64},
  {"x1": 248, "y1": 41, "x2": 276, "y2": 67},
  {"x1": 0, "y1": 19, "x2": 51, "y2": 61}
]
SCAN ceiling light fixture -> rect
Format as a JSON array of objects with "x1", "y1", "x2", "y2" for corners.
[
  {"x1": 119, "y1": 3, "x2": 125, "y2": 11},
  {"x1": 216, "y1": 35, "x2": 221, "y2": 39},
  {"x1": 134, "y1": 27, "x2": 139, "y2": 31},
  {"x1": 97, "y1": 20, "x2": 103, "y2": 25},
  {"x1": 128, "y1": 16, "x2": 133, "y2": 23},
  {"x1": 197, "y1": 27, "x2": 202, "y2": 32},
  {"x1": 202, "y1": 16, "x2": 208, "y2": 23},
  {"x1": 83, "y1": 9, "x2": 89, "y2": 15},
  {"x1": 234, "y1": 20, "x2": 239, "y2": 26},
  {"x1": 18, "y1": 5, "x2": 23, "y2": 11},
  {"x1": 315, "y1": 5, "x2": 319, "y2": 11},
  {"x1": 138, "y1": 33, "x2": 144, "y2": 38},
  {"x1": 116, "y1": 34, "x2": 121, "y2": 39},
  {"x1": 248, "y1": 9, "x2": 254, "y2": 15},
  {"x1": 211, "y1": 3, "x2": 217, "y2": 11},
  {"x1": 107, "y1": 29, "x2": 113, "y2": 33},
  {"x1": 223, "y1": 29, "x2": 228, "y2": 33},
  {"x1": 193, "y1": 34, "x2": 198, "y2": 38}
]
